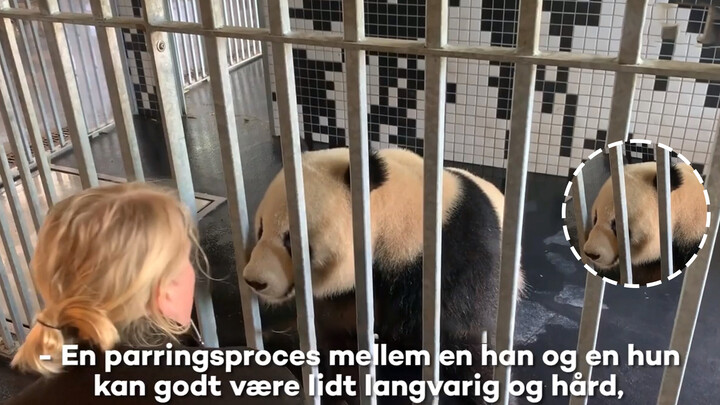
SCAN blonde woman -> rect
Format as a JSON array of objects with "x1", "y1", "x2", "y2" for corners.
[{"x1": 3, "y1": 182, "x2": 300, "y2": 405}]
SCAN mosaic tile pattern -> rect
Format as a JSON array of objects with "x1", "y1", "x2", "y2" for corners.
[
  {"x1": 116, "y1": 0, "x2": 160, "y2": 120},
  {"x1": 265, "y1": 0, "x2": 720, "y2": 177}
]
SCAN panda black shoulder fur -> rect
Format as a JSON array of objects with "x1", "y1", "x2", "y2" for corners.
[
  {"x1": 244, "y1": 147, "x2": 526, "y2": 404},
  {"x1": 583, "y1": 161, "x2": 706, "y2": 285}
]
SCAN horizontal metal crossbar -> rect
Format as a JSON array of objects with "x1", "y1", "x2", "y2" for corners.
[{"x1": 1, "y1": 9, "x2": 720, "y2": 80}]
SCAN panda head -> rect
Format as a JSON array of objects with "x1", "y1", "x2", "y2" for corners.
[
  {"x1": 242, "y1": 148, "x2": 388, "y2": 304},
  {"x1": 582, "y1": 162, "x2": 683, "y2": 270}
]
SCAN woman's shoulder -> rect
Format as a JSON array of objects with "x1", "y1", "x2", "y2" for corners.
[{"x1": 2, "y1": 345, "x2": 303, "y2": 405}]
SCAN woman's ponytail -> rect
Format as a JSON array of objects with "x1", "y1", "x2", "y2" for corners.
[{"x1": 11, "y1": 298, "x2": 119, "y2": 376}]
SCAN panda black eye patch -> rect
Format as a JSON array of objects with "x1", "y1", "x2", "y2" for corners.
[
  {"x1": 283, "y1": 231, "x2": 291, "y2": 256},
  {"x1": 282, "y1": 231, "x2": 313, "y2": 259}
]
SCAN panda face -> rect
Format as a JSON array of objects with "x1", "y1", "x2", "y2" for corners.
[
  {"x1": 242, "y1": 154, "x2": 357, "y2": 304},
  {"x1": 583, "y1": 164, "x2": 662, "y2": 271}
]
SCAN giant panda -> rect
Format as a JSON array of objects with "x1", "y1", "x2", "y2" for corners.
[
  {"x1": 243, "y1": 147, "x2": 525, "y2": 404},
  {"x1": 583, "y1": 161, "x2": 706, "y2": 285}
]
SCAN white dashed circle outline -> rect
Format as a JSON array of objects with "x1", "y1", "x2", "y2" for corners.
[{"x1": 560, "y1": 139, "x2": 711, "y2": 288}]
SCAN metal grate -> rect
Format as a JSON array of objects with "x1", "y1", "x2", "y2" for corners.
[{"x1": 0, "y1": 1, "x2": 716, "y2": 405}]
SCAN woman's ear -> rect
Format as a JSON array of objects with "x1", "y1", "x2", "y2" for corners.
[{"x1": 156, "y1": 260, "x2": 196, "y2": 327}]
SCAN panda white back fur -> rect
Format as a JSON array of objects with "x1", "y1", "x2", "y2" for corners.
[
  {"x1": 244, "y1": 147, "x2": 525, "y2": 404},
  {"x1": 583, "y1": 161, "x2": 706, "y2": 284}
]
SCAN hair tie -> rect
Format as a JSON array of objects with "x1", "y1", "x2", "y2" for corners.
[{"x1": 36, "y1": 319, "x2": 62, "y2": 330}]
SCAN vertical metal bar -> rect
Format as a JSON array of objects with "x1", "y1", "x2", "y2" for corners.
[
  {"x1": 0, "y1": 11, "x2": 58, "y2": 212},
  {"x1": 657, "y1": 123, "x2": 720, "y2": 405},
  {"x1": 6, "y1": 4, "x2": 55, "y2": 152},
  {"x1": 67, "y1": 0, "x2": 109, "y2": 128},
  {"x1": 110, "y1": 0, "x2": 140, "y2": 116},
  {"x1": 15, "y1": 0, "x2": 66, "y2": 149},
  {"x1": 175, "y1": 0, "x2": 193, "y2": 85},
  {"x1": 89, "y1": 0, "x2": 145, "y2": 182},
  {"x1": 267, "y1": 1, "x2": 319, "y2": 402},
  {"x1": 0, "y1": 148, "x2": 34, "y2": 259},
  {"x1": 190, "y1": 0, "x2": 206, "y2": 78},
  {"x1": 0, "y1": 251, "x2": 25, "y2": 343},
  {"x1": 343, "y1": 0, "x2": 375, "y2": 403},
  {"x1": 240, "y1": 0, "x2": 250, "y2": 57},
  {"x1": 245, "y1": 0, "x2": 257, "y2": 54},
  {"x1": 167, "y1": 0, "x2": 189, "y2": 105},
  {"x1": 0, "y1": 197, "x2": 35, "y2": 340},
  {"x1": 493, "y1": 1, "x2": 541, "y2": 404},
  {"x1": 182, "y1": 0, "x2": 200, "y2": 82},
  {"x1": 605, "y1": 0, "x2": 649, "y2": 285},
  {"x1": 422, "y1": 1, "x2": 448, "y2": 404},
  {"x1": 61, "y1": 0, "x2": 99, "y2": 131},
  {"x1": 37, "y1": 0, "x2": 99, "y2": 189},
  {"x1": 223, "y1": 0, "x2": 232, "y2": 64},
  {"x1": 0, "y1": 296, "x2": 14, "y2": 349},
  {"x1": 228, "y1": 0, "x2": 240, "y2": 61},
  {"x1": 198, "y1": 0, "x2": 263, "y2": 350},
  {"x1": 258, "y1": 0, "x2": 275, "y2": 136},
  {"x1": 143, "y1": 0, "x2": 219, "y2": 347},
  {"x1": 608, "y1": 141, "x2": 633, "y2": 284},
  {"x1": 568, "y1": 172, "x2": 606, "y2": 405},
  {"x1": 656, "y1": 144, "x2": 674, "y2": 278}
]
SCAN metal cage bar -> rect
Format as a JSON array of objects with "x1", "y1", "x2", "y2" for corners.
[
  {"x1": 608, "y1": 142, "x2": 633, "y2": 284},
  {"x1": 493, "y1": 1, "x2": 541, "y2": 403},
  {"x1": 657, "y1": 123, "x2": 720, "y2": 405},
  {"x1": 421, "y1": 1, "x2": 449, "y2": 403},
  {"x1": 65, "y1": 0, "x2": 109, "y2": 129},
  {"x1": 656, "y1": 144, "x2": 674, "y2": 279},
  {"x1": 342, "y1": 1, "x2": 375, "y2": 404},
  {"x1": 88, "y1": 0, "x2": 144, "y2": 183},
  {"x1": 604, "y1": 0, "x2": 650, "y2": 286},
  {"x1": 36, "y1": 0, "x2": 99, "y2": 189},
  {"x1": 143, "y1": 0, "x2": 219, "y2": 348},
  {"x1": 0, "y1": 48, "x2": 44, "y2": 231},
  {"x1": 0, "y1": 13, "x2": 58, "y2": 208},
  {"x1": 266, "y1": 1, "x2": 319, "y2": 402},
  {"x1": 0, "y1": 68, "x2": 37, "y2": 267},
  {"x1": 0, "y1": 252, "x2": 25, "y2": 343},
  {"x1": 1, "y1": 9, "x2": 720, "y2": 79},
  {"x1": 197, "y1": 0, "x2": 263, "y2": 350},
  {"x1": 0, "y1": 294, "x2": 13, "y2": 348},
  {"x1": 0, "y1": 188, "x2": 36, "y2": 325},
  {"x1": 190, "y1": 0, "x2": 206, "y2": 78},
  {"x1": 569, "y1": 171, "x2": 606, "y2": 405},
  {"x1": 8, "y1": 0, "x2": 57, "y2": 152}
]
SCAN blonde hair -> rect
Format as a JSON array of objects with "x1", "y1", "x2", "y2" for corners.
[{"x1": 11, "y1": 182, "x2": 205, "y2": 376}]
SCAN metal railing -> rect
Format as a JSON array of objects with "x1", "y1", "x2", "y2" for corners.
[
  {"x1": 168, "y1": 0, "x2": 262, "y2": 91},
  {"x1": 0, "y1": 1, "x2": 715, "y2": 405}
]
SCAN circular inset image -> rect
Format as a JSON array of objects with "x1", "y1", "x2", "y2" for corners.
[{"x1": 562, "y1": 139, "x2": 710, "y2": 287}]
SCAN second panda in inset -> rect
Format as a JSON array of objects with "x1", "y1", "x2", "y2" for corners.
[
  {"x1": 243, "y1": 147, "x2": 525, "y2": 404},
  {"x1": 583, "y1": 161, "x2": 706, "y2": 284}
]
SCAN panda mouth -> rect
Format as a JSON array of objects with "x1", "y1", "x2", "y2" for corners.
[
  {"x1": 282, "y1": 284, "x2": 296, "y2": 299},
  {"x1": 255, "y1": 283, "x2": 296, "y2": 303}
]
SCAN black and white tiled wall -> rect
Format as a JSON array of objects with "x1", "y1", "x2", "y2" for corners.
[
  {"x1": 116, "y1": 0, "x2": 160, "y2": 120},
  {"x1": 265, "y1": 0, "x2": 720, "y2": 177}
]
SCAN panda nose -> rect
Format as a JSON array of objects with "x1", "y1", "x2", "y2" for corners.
[
  {"x1": 584, "y1": 251, "x2": 600, "y2": 261},
  {"x1": 245, "y1": 278, "x2": 268, "y2": 292}
]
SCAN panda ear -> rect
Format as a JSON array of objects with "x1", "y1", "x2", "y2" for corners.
[
  {"x1": 653, "y1": 164, "x2": 683, "y2": 192},
  {"x1": 343, "y1": 149, "x2": 389, "y2": 192}
]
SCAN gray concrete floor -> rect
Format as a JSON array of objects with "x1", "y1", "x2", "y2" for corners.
[{"x1": 1, "y1": 59, "x2": 719, "y2": 404}]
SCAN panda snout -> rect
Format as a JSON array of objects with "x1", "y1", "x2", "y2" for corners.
[{"x1": 245, "y1": 278, "x2": 268, "y2": 292}]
